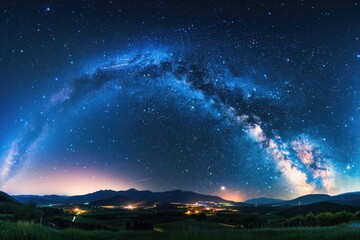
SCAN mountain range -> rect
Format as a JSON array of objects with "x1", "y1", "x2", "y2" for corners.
[
  {"x1": 12, "y1": 188, "x2": 230, "y2": 205},
  {"x1": 245, "y1": 192, "x2": 360, "y2": 207},
  {"x1": 11, "y1": 189, "x2": 360, "y2": 208}
]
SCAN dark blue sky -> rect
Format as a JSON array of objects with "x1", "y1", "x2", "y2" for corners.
[{"x1": 1, "y1": 1, "x2": 359, "y2": 200}]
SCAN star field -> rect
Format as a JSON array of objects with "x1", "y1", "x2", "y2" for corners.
[{"x1": 1, "y1": 1, "x2": 360, "y2": 201}]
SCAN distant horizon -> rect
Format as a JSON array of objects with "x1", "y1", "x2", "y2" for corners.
[{"x1": 5, "y1": 187, "x2": 360, "y2": 202}]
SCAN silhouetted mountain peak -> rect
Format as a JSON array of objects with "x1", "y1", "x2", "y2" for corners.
[{"x1": 127, "y1": 188, "x2": 138, "y2": 192}]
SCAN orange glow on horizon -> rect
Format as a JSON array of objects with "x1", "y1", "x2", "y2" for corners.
[
  {"x1": 2, "y1": 169, "x2": 132, "y2": 195},
  {"x1": 216, "y1": 190, "x2": 245, "y2": 202}
]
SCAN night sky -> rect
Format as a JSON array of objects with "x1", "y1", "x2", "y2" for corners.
[{"x1": 1, "y1": 1, "x2": 360, "y2": 201}]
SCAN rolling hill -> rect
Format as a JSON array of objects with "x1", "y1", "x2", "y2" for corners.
[
  {"x1": 330, "y1": 192, "x2": 360, "y2": 207},
  {"x1": 279, "y1": 202, "x2": 360, "y2": 217},
  {"x1": 283, "y1": 194, "x2": 332, "y2": 206},
  {"x1": 244, "y1": 197, "x2": 284, "y2": 205},
  {"x1": 0, "y1": 191, "x2": 18, "y2": 204}
]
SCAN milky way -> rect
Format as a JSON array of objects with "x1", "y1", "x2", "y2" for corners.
[
  {"x1": 0, "y1": 48, "x2": 352, "y2": 198},
  {"x1": 1, "y1": 1, "x2": 359, "y2": 200}
]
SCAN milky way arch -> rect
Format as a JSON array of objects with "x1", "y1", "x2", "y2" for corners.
[{"x1": 0, "y1": 49, "x2": 337, "y2": 196}]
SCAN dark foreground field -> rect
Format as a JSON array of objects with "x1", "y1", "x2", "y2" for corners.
[
  {"x1": 3, "y1": 190, "x2": 360, "y2": 240},
  {"x1": 1, "y1": 220, "x2": 360, "y2": 240}
]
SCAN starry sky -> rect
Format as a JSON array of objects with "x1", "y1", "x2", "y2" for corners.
[{"x1": 1, "y1": 1, "x2": 360, "y2": 201}]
